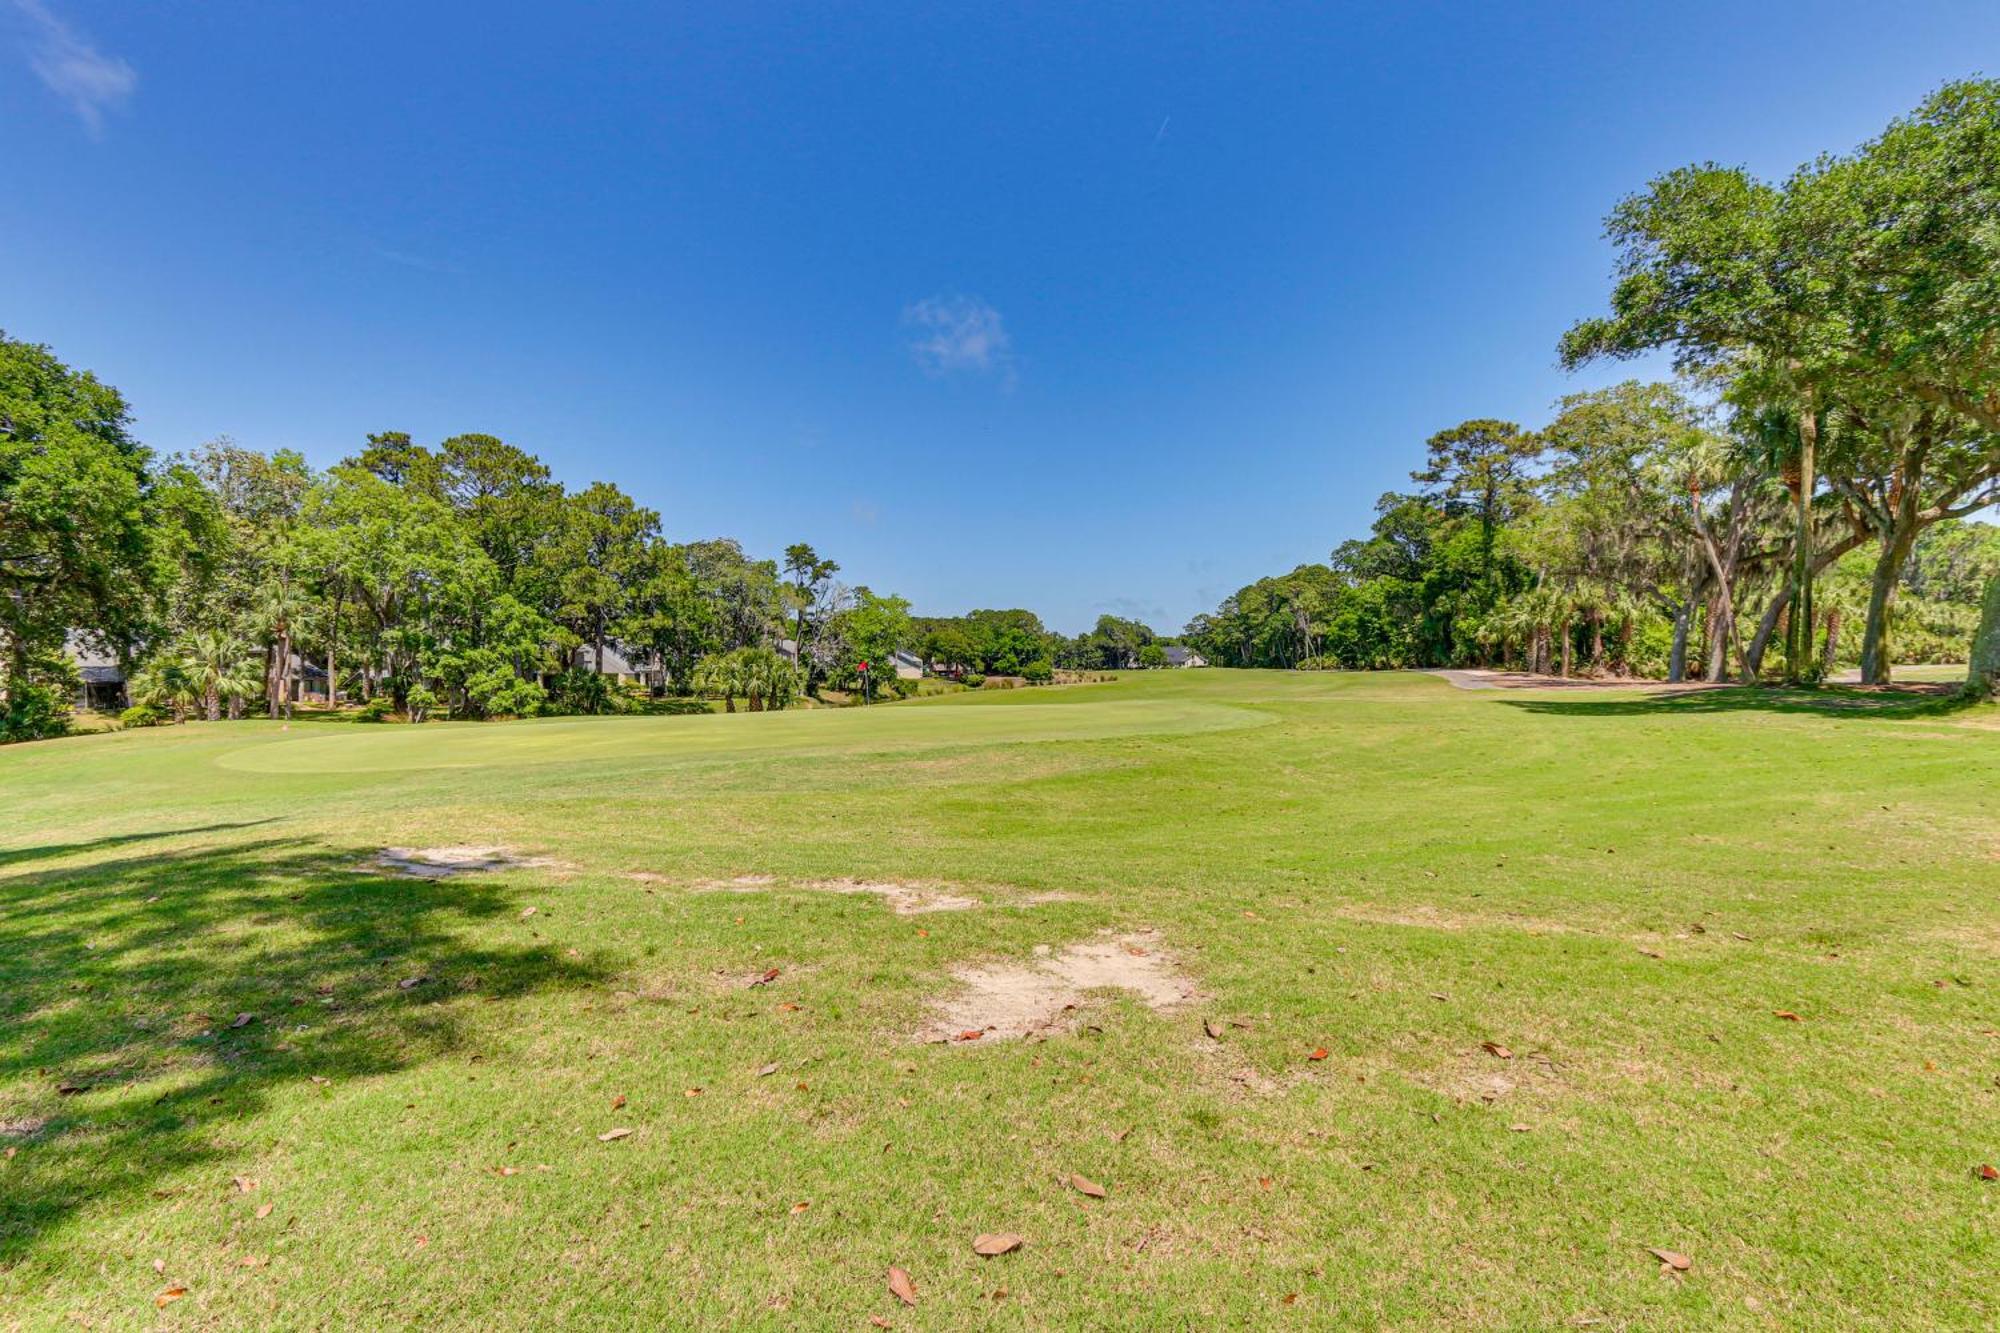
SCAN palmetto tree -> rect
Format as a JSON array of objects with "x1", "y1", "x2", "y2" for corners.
[
  {"x1": 256, "y1": 567, "x2": 317, "y2": 718},
  {"x1": 181, "y1": 629, "x2": 261, "y2": 722},
  {"x1": 691, "y1": 652, "x2": 745, "y2": 712},
  {"x1": 740, "y1": 648, "x2": 800, "y2": 712},
  {"x1": 129, "y1": 659, "x2": 199, "y2": 723}
]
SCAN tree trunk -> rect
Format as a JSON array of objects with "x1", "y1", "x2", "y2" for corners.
[
  {"x1": 327, "y1": 589, "x2": 342, "y2": 706},
  {"x1": 1859, "y1": 520, "x2": 1920, "y2": 686},
  {"x1": 1588, "y1": 610, "x2": 1604, "y2": 673},
  {"x1": 1668, "y1": 601, "x2": 1692, "y2": 683},
  {"x1": 1705, "y1": 589, "x2": 1729, "y2": 682},
  {"x1": 1820, "y1": 607, "x2": 1843, "y2": 679},
  {"x1": 1966, "y1": 572, "x2": 2000, "y2": 699},
  {"x1": 1559, "y1": 620, "x2": 1572, "y2": 678},
  {"x1": 1786, "y1": 407, "x2": 1818, "y2": 683}
]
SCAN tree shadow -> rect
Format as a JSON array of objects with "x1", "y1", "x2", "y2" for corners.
[
  {"x1": 1496, "y1": 682, "x2": 1974, "y2": 722},
  {"x1": 0, "y1": 820, "x2": 280, "y2": 871},
  {"x1": 0, "y1": 835, "x2": 607, "y2": 1262}
]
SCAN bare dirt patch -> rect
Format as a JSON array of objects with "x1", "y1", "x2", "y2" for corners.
[
  {"x1": 683, "y1": 874, "x2": 979, "y2": 913},
  {"x1": 373, "y1": 846, "x2": 561, "y2": 879},
  {"x1": 916, "y1": 930, "x2": 1201, "y2": 1043}
]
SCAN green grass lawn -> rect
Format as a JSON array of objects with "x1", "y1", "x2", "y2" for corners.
[{"x1": 3, "y1": 670, "x2": 1996, "y2": 1328}]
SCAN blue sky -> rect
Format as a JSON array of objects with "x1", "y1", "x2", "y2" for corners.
[{"x1": 3, "y1": 3, "x2": 1994, "y2": 633}]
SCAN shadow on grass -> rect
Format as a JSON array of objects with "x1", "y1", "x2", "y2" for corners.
[
  {"x1": 0, "y1": 820, "x2": 280, "y2": 871},
  {"x1": 0, "y1": 835, "x2": 606, "y2": 1262},
  {"x1": 1498, "y1": 682, "x2": 1973, "y2": 721}
]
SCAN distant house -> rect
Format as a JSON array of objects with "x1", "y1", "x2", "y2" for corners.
[
  {"x1": 68, "y1": 635, "x2": 128, "y2": 712},
  {"x1": 891, "y1": 648, "x2": 924, "y2": 681},
  {"x1": 570, "y1": 643, "x2": 651, "y2": 686},
  {"x1": 1163, "y1": 645, "x2": 1208, "y2": 669}
]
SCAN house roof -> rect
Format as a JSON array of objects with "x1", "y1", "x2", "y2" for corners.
[{"x1": 1163, "y1": 645, "x2": 1199, "y2": 665}]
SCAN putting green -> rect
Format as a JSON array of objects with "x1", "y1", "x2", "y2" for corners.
[{"x1": 215, "y1": 696, "x2": 1270, "y2": 774}]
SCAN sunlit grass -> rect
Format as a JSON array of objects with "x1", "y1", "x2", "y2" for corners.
[{"x1": 3, "y1": 671, "x2": 1996, "y2": 1328}]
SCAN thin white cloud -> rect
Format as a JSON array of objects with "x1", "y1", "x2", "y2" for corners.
[
  {"x1": 902, "y1": 294, "x2": 1013, "y2": 379},
  {"x1": 374, "y1": 247, "x2": 463, "y2": 275},
  {"x1": 8, "y1": 0, "x2": 135, "y2": 136}
]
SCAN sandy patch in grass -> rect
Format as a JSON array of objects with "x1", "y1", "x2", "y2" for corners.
[
  {"x1": 916, "y1": 929, "x2": 1201, "y2": 1043},
  {"x1": 374, "y1": 846, "x2": 561, "y2": 879},
  {"x1": 661, "y1": 873, "x2": 983, "y2": 914}
]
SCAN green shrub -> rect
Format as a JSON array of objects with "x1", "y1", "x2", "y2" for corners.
[
  {"x1": 1, "y1": 683, "x2": 72, "y2": 743},
  {"x1": 542, "y1": 668, "x2": 621, "y2": 716},
  {"x1": 119, "y1": 704, "x2": 168, "y2": 728},
  {"x1": 1021, "y1": 659, "x2": 1054, "y2": 685},
  {"x1": 961, "y1": 673, "x2": 986, "y2": 690},
  {"x1": 405, "y1": 684, "x2": 440, "y2": 723},
  {"x1": 356, "y1": 697, "x2": 397, "y2": 723}
]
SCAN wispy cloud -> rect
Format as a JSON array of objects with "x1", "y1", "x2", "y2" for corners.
[
  {"x1": 7, "y1": 0, "x2": 135, "y2": 136},
  {"x1": 374, "y1": 247, "x2": 464, "y2": 275},
  {"x1": 902, "y1": 294, "x2": 1014, "y2": 380}
]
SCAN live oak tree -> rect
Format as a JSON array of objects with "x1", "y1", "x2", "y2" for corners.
[{"x1": 0, "y1": 331, "x2": 162, "y2": 719}]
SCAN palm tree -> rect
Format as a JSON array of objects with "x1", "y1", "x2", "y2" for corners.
[
  {"x1": 129, "y1": 659, "x2": 198, "y2": 723},
  {"x1": 691, "y1": 653, "x2": 744, "y2": 712},
  {"x1": 256, "y1": 569, "x2": 316, "y2": 719},
  {"x1": 181, "y1": 629, "x2": 261, "y2": 722}
]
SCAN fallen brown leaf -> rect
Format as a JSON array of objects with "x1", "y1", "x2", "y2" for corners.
[
  {"x1": 790, "y1": 1200, "x2": 810, "y2": 1215},
  {"x1": 887, "y1": 1265, "x2": 918, "y2": 1306},
  {"x1": 1979, "y1": 1163, "x2": 1998, "y2": 1181},
  {"x1": 611, "y1": 1093, "x2": 626, "y2": 1110},
  {"x1": 1481, "y1": 1041, "x2": 1514, "y2": 1060},
  {"x1": 955, "y1": 1029, "x2": 985, "y2": 1043},
  {"x1": 238, "y1": 1254, "x2": 265, "y2": 1268},
  {"x1": 232, "y1": 1176, "x2": 258, "y2": 1193},
  {"x1": 156, "y1": 1286, "x2": 187, "y2": 1308},
  {"x1": 869, "y1": 1318, "x2": 893, "y2": 1330},
  {"x1": 254, "y1": 1203, "x2": 274, "y2": 1219},
  {"x1": 1647, "y1": 1247, "x2": 1691, "y2": 1271},
  {"x1": 520, "y1": 906, "x2": 537, "y2": 919},
  {"x1": 152, "y1": 1258, "x2": 165, "y2": 1273},
  {"x1": 230, "y1": 1013, "x2": 256, "y2": 1029},
  {"x1": 973, "y1": 1233, "x2": 1023, "y2": 1257},
  {"x1": 397, "y1": 976, "x2": 428, "y2": 990},
  {"x1": 1203, "y1": 1019, "x2": 1223, "y2": 1041},
  {"x1": 1307, "y1": 1047, "x2": 1328, "y2": 1061},
  {"x1": 597, "y1": 1127, "x2": 633, "y2": 1142},
  {"x1": 756, "y1": 1062, "x2": 779, "y2": 1077},
  {"x1": 1774, "y1": 1011, "x2": 1802, "y2": 1022},
  {"x1": 750, "y1": 967, "x2": 781, "y2": 987},
  {"x1": 1070, "y1": 1173, "x2": 1107, "y2": 1199}
]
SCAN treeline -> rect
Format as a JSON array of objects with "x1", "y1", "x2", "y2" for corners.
[
  {"x1": 0, "y1": 330, "x2": 953, "y2": 737},
  {"x1": 1189, "y1": 80, "x2": 2000, "y2": 692},
  {"x1": 908, "y1": 611, "x2": 1179, "y2": 681}
]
